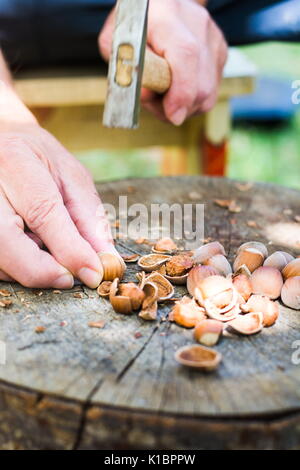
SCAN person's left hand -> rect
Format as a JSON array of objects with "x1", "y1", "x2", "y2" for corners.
[{"x1": 99, "y1": 0, "x2": 228, "y2": 126}]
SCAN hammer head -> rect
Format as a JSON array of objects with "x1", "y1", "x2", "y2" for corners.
[{"x1": 103, "y1": 0, "x2": 149, "y2": 129}]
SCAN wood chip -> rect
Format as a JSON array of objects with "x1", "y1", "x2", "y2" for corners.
[
  {"x1": 214, "y1": 199, "x2": 241, "y2": 213},
  {"x1": 135, "y1": 238, "x2": 146, "y2": 245},
  {"x1": 35, "y1": 326, "x2": 46, "y2": 334},
  {"x1": 228, "y1": 201, "x2": 242, "y2": 213},
  {"x1": 188, "y1": 191, "x2": 202, "y2": 201},
  {"x1": 111, "y1": 220, "x2": 120, "y2": 228},
  {"x1": 0, "y1": 289, "x2": 11, "y2": 297},
  {"x1": 53, "y1": 290, "x2": 61, "y2": 294},
  {"x1": 214, "y1": 199, "x2": 233, "y2": 208},
  {"x1": 73, "y1": 292, "x2": 84, "y2": 299},
  {"x1": 247, "y1": 220, "x2": 258, "y2": 228},
  {"x1": 235, "y1": 182, "x2": 253, "y2": 192},
  {"x1": 121, "y1": 254, "x2": 139, "y2": 263},
  {"x1": 0, "y1": 299, "x2": 12, "y2": 308},
  {"x1": 88, "y1": 321, "x2": 105, "y2": 329}
]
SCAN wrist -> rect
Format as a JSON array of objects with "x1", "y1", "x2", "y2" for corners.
[{"x1": 0, "y1": 81, "x2": 38, "y2": 132}]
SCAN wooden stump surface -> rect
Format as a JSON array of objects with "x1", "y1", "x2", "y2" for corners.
[{"x1": 0, "y1": 176, "x2": 299, "y2": 450}]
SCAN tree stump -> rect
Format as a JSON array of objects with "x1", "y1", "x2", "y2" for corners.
[{"x1": 0, "y1": 176, "x2": 299, "y2": 450}]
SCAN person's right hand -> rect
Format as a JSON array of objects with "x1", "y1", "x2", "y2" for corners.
[{"x1": 0, "y1": 121, "x2": 116, "y2": 289}]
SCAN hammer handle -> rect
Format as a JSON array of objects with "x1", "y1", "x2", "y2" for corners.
[{"x1": 142, "y1": 49, "x2": 172, "y2": 94}]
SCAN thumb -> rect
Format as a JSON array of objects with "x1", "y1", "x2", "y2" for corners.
[{"x1": 98, "y1": 8, "x2": 116, "y2": 61}]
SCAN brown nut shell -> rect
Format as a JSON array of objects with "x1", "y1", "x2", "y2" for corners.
[
  {"x1": 228, "y1": 312, "x2": 263, "y2": 335},
  {"x1": 175, "y1": 345, "x2": 222, "y2": 371},
  {"x1": 263, "y1": 251, "x2": 294, "y2": 271},
  {"x1": 233, "y1": 248, "x2": 264, "y2": 273},
  {"x1": 187, "y1": 265, "x2": 219, "y2": 297},
  {"x1": 193, "y1": 241, "x2": 226, "y2": 264},
  {"x1": 169, "y1": 296, "x2": 206, "y2": 328},
  {"x1": 237, "y1": 241, "x2": 268, "y2": 258},
  {"x1": 251, "y1": 266, "x2": 283, "y2": 299},
  {"x1": 97, "y1": 281, "x2": 112, "y2": 298},
  {"x1": 282, "y1": 258, "x2": 300, "y2": 280},
  {"x1": 139, "y1": 282, "x2": 159, "y2": 321},
  {"x1": 241, "y1": 294, "x2": 279, "y2": 327},
  {"x1": 109, "y1": 278, "x2": 133, "y2": 314},
  {"x1": 281, "y1": 276, "x2": 300, "y2": 310},
  {"x1": 152, "y1": 237, "x2": 178, "y2": 253},
  {"x1": 232, "y1": 274, "x2": 252, "y2": 302},
  {"x1": 204, "y1": 254, "x2": 232, "y2": 277},
  {"x1": 142, "y1": 272, "x2": 174, "y2": 301},
  {"x1": 138, "y1": 254, "x2": 171, "y2": 272},
  {"x1": 194, "y1": 320, "x2": 223, "y2": 346},
  {"x1": 98, "y1": 252, "x2": 126, "y2": 281}
]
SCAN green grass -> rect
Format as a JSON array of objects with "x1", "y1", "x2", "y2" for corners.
[{"x1": 228, "y1": 42, "x2": 300, "y2": 189}]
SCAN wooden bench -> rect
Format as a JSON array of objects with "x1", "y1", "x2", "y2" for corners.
[{"x1": 14, "y1": 49, "x2": 256, "y2": 177}]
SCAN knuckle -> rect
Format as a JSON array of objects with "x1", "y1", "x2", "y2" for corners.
[
  {"x1": 180, "y1": 38, "x2": 199, "y2": 59},
  {"x1": 0, "y1": 133, "x2": 25, "y2": 160},
  {"x1": 25, "y1": 197, "x2": 61, "y2": 231}
]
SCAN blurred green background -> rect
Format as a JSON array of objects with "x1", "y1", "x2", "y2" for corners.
[
  {"x1": 76, "y1": 42, "x2": 300, "y2": 189},
  {"x1": 228, "y1": 42, "x2": 300, "y2": 189}
]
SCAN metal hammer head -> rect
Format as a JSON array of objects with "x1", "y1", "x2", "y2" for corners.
[{"x1": 103, "y1": 0, "x2": 149, "y2": 129}]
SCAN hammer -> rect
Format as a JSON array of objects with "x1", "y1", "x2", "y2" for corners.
[{"x1": 103, "y1": 0, "x2": 172, "y2": 129}]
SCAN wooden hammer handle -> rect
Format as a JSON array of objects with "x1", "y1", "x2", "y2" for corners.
[{"x1": 142, "y1": 49, "x2": 172, "y2": 94}]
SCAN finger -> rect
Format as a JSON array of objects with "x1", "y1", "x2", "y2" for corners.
[
  {"x1": 26, "y1": 231, "x2": 44, "y2": 249},
  {"x1": 0, "y1": 141, "x2": 103, "y2": 288},
  {"x1": 0, "y1": 191, "x2": 74, "y2": 289},
  {"x1": 98, "y1": 8, "x2": 116, "y2": 61},
  {"x1": 162, "y1": 31, "x2": 200, "y2": 125},
  {"x1": 59, "y1": 156, "x2": 120, "y2": 256},
  {"x1": 0, "y1": 270, "x2": 14, "y2": 282}
]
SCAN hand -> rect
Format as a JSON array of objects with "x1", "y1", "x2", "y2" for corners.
[
  {"x1": 0, "y1": 121, "x2": 116, "y2": 289},
  {"x1": 99, "y1": 0, "x2": 228, "y2": 126}
]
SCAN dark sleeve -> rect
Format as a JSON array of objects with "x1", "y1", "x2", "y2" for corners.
[{"x1": 207, "y1": 0, "x2": 300, "y2": 45}]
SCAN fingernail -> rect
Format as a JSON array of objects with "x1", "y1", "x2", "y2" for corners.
[
  {"x1": 53, "y1": 273, "x2": 74, "y2": 289},
  {"x1": 170, "y1": 108, "x2": 187, "y2": 126},
  {"x1": 78, "y1": 267, "x2": 102, "y2": 289}
]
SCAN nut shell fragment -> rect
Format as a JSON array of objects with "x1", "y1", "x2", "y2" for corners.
[
  {"x1": 241, "y1": 294, "x2": 279, "y2": 327},
  {"x1": 153, "y1": 237, "x2": 178, "y2": 253},
  {"x1": 175, "y1": 345, "x2": 222, "y2": 371},
  {"x1": 237, "y1": 241, "x2": 268, "y2": 258},
  {"x1": 187, "y1": 265, "x2": 219, "y2": 297},
  {"x1": 192, "y1": 241, "x2": 226, "y2": 264},
  {"x1": 282, "y1": 258, "x2": 300, "y2": 280},
  {"x1": 233, "y1": 248, "x2": 264, "y2": 273},
  {"x1": 232, "y1": 274, "x2": 252, "y2": 302},
  {"x1": 141, "y1": 272, "x2": 174, "y2": 302},
  {"x1": 138, "y1": 254, "x2": 171, "y2": 272},
  {"x1": 169, "y1": 296, "x2": 206, "y2": 328},
  {"x1": 228, "y1": 312, "x2": 263, "y2": 335},
  {"x1": 204, "y1": 254, "x2": 232, "y2": 276},
  {"x1": 139, "y1": 282, "x2": 159, "y2": 321},
  {"x1": 194, "y1": 320, "x2": 223, "y2": 346},
  {"x1": 109, "y1": 279, "x2": 144, "y2": 314},
  {"x1": 97, "y1": 281, "x2": 112, "y2": 298}
]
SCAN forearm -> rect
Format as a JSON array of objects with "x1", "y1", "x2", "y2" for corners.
[{"x1": 0, "y1": 50, "x2": 37, "y2": 129}]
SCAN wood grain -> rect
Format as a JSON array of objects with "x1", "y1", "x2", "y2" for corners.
[{"x1": 0, "y1": 176, "x2": 299, "y2": 450}]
